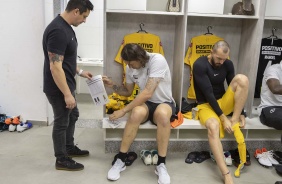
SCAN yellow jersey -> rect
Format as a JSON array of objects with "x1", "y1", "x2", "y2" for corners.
[{"x1": 184, "y1": 34, "x2": 224, "y2": 99}]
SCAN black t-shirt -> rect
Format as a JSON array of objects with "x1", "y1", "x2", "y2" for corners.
[
  {"x1": 254, "y1": 38, "x2": 282, "y2": 98},
  {"x1": 193, "y1": 56, "x2": 235, "y2": 116},
  {"x1": 43, "y1": 15, "x2": 78, "y2": 95}
]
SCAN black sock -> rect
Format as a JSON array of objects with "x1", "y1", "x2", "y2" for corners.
[
  {"x1": 157, "y1": 155, "x2": 166, "y2": 165},
  {"x1": 117, "y1": 152, "x2": 127, "y2": 162}
]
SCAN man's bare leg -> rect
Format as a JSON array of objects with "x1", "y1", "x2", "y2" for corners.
[
  {"x1": 154, "y1": 104, "x2": 172, "y2": 157},
  {"x1": 120, "y1": 105, "x2": 148, "y2": 153},
  {"x1": 206, "y1": 118, "x2": 234, "y2": 184},
  {"x1": 230, "y1": 74, "x2": 249, "y2": 123}
]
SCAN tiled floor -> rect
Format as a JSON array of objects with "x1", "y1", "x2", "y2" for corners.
[
  {"x1": 1, "y1": 94, "x2": 280, "y2": 184},
  {"x1": 0, "y1": 125, "x2": 281, "y2": 184}
]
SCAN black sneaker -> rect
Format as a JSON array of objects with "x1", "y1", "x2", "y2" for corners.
[
  {"x1": 229, "y1": 148, "x2": 251, "y2": 167},
  {"x1": 67, "y1": 146, "x2": 89, "y2": 157},
  {"x1": 56, "y1": 157, "x2": 84, "y2": 171}
]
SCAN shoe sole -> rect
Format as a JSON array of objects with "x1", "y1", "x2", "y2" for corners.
[
  {"x1": 56, "y1": 167, "x2": 84, "y2": 171},
  {"x1": 254, "y1": 156, "x2": 272, "y2": 168}
]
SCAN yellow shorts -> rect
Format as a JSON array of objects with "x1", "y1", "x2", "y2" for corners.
[{"x1": 197, "y1": 86, "x2": 235, "y2": 138}]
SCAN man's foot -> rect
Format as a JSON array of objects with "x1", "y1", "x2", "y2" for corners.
[
  {"x1": 55, "y1": 156, "x2": 84, "y2": 171},
  {"x1": 223, "y1": 171, "x2": 234, "y2": 184},
  {"x1": 155, "y1": 163, "x2": 170, "y2": 184},
  {"x1": 67, "y1": 146, "x2": 89, "y2": 157},
  {"x1": 107, "y1": 158, "x2": 126, "y2": 181}
]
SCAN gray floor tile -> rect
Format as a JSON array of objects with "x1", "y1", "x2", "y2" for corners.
[{"x1": 0, "y1": 126, "x2": 281, "y2": 184}]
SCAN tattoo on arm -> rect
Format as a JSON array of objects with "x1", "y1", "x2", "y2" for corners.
[
  {"x1": 145, "y1": 77, "x2": 161, "y2": 92},
  {"x1": 48, "y1": 52, "x2": 64, "y2": 64}
]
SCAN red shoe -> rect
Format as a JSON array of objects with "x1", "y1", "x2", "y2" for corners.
[
  {"x1": 261, "y1": 148, "x2": 268, "y2": 153},
  {"x1": 254, "y1": 149, "x2": 262, "y2": 158}
]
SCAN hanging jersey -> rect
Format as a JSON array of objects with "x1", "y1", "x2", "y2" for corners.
[
  {"x1": 254, "y1": 38, "x2": 282, "y2": 98},
  {"x1": 114, "y1": 32, "x2": 165, "y2": 100},
  {"x1": 184, "y1": 34, "x2": 224, "y2": 99}
]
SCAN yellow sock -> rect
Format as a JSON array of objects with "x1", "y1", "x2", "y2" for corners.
[{"x1": 232, "y1": 123, "x2": 246, "y2": 177}]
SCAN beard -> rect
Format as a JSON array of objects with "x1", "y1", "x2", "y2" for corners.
[{"x1": 211, "y1": 57, "x2": 222, "y2": 69}]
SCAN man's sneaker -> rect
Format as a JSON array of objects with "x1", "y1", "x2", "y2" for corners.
[
  {"x1": 55, "y1": 156, "x2": 84, "y2": 171},
  {"x1": 17, "y1": 122, "x2": 32, "y2": 132},
  {"x1": 9, "y1": 124, "x2": 17, "y2": 132},
  {"x1": 155, "y1": 163, "x2": 170, "y2": 184},
  {"x1": 254, "y1": 149, "x2": 272, "y2": 167},
  {"x1": 107, "y1": 158, "x2": 126, "y2": 181},
  {"x1": 67, "y1": 146, "x2": 89, "y2": 157},
  {"x1": 264, "y1": 150, "x2": 279, "y2": 165},
  {"x1": 224, "y1": 151, "x2": 232, "y2": 166}
]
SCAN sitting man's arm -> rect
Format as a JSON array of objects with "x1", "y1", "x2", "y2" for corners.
[
  {"x1": 122, "y1": 77, "x2": 161, "y2": 113},
  {"x1": 193, "y1": 61, "x2": 233, "y2": 133},
  {"x1": 267, "y1": 78, "x2": 282, "y2": 95},
  {"x1": 102, "y1": 75, "x2": 135, "y2": 97},
  {"x1": 108, "y1": 77, "x2": 161, "y2": 120}
]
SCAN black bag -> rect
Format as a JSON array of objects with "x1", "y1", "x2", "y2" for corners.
[
  {"x1": 181, "y1": 97, "x2": 197, "y2": 114},
  {"x1": 260, "y1": 106, "x2": 282, "y2": 130}
]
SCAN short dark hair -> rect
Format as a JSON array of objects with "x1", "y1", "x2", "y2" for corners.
[
  {"x1": 121, "y1": 44, "x2": 149, "y2": 66},
  {"x1": 66, "y1": 0, "x2": 94, "y2": 14},
  {"x1": 212, "y1": 40, "x2": 230, "y2": 54}
]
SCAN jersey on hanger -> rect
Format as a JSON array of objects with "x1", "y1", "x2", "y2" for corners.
[
  {"x1": 184, "y1": 34, "x2": 224, "y2": 99},
  {"x1": 115, "y1": 32, "x2": 164, "y2": 65},
  {"x1": 254, "y1": 38, "x2": 282, "y2": 98}
]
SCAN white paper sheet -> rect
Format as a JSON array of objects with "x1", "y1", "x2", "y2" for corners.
[{"x1": 86, "y1": 75, "x2": 109, "y2": 105}]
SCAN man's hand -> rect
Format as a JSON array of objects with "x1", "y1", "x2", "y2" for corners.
[
  {"x1": 220, "y1": 114, "x2": 233, "y2": 134},
  {"x1": 239, "y1": 114, "x2": 246, "y2": 128},
  {"x1": 64, "y1": 94, "x2": 76, "y2": 109},
  {"x1": 102, "y1": 75, "x2": 114, "y2": 88},
  {"x1": 109, "y1": 109, "x2": 126, "y2": 121},
  {"x1": 80, "y1": 70, "x2": 93, "y2": 80}
]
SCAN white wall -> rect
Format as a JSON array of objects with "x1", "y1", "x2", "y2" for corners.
[
  {"x1": 73, "y1": 0, "x2": 104, "y2": 59},
  {"x1": 0, "y1": 0, "x2": 47, "y2": 121}
]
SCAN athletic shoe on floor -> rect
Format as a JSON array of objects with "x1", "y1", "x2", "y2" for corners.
[
  {"x1": 55, "y1": 156, "x2": 84, "y2": 171},
  {"x1": 155, "y1": 163, "x2": 170, "y2": 184},
  {"x1": 254, "y1": 149, "x2": 272, "y2": 167},
  {"x1": 107, "y1": 158, "x2": 126, "y2": 181},
  {"x1": 67, "y1": 145, "x2": 89, "y2": 157},
  {"x1": 224, "y1": 151, "x2": 232, "y2": 166},
  {"x1": 230, "y1": 148, "x2": 251, "y2": 166},
  {"x1": 17, "y1": 122, "x2": 32, "y2": 132},
  {"x1": 151, "y1": 150, "x2": 158, "y2": 165},
  {"x1": 9, "y1": 124, "x2": 17, "y2": 132},
  {"x1": 265, "y1": 150, "x2": 279, "y2": 165},
  {"x1": 140, "y1": 150, "x2": 152, "y2": 165}
]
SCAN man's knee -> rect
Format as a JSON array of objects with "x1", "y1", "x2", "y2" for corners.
[
  {"x1": 235, "y1": 74, "x2": 249, "y2": 87},
  {"x1": 206, "y1": 119, "x2": 220, "y2": 138},
  {"x1": 154, "y1": 111, "x2": 171, "y2": 127},
  {"x1": 128, "y1": 106, "x2": 147, "y2": 124}
]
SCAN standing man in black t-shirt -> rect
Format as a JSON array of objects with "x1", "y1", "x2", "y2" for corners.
[
  {"x1": 43, "y1": 0, "x2": 93, "y2": 171},
  {"x1": 193, "y1": 41, "x2": 249, "y2": 184}
]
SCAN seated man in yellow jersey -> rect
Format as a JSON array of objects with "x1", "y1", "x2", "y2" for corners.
[{"x1": 193, "y1": 41, "x2": 249, "y2": 184}]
